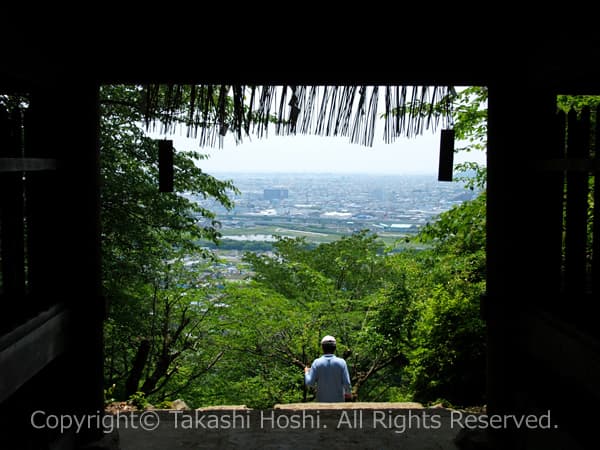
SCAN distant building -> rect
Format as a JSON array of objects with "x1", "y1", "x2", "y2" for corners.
[
  {"x1": 372, "y1": 188, "x2": 386, "y2": 201},
  {"x1": 264, "y1": 188, "x2": 288, "y2": 200}
]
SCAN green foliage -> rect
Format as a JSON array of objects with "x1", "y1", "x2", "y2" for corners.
[
  {"x1": 154, "y1": 400, "x2": 174, "y2": 409},
  {"x1": 202, "y1": 209, "x2": 487, "y2": 407},
  {"x1": 418, "y1": 192, "x2": 486, "y2": 258},
  {"x1": 101, "y1": 83, "x2": 490, "y2": 409},
  {"x1": 451, "y1": 86, "x2": 488, "y2": 152},
  {"x1": 128, "y1": 391, "x2": 149, "y2": 410},
  {"x1": 556, "y1": 95, "x2": 600, "y2": 113},
  {"x1": 100, "y1": 85, "x2": 238, "y2": 288},
  {"x1": 409, "y1": 285, "x2": 486, "y2": 406},
  {"x1": 207, "y1": 232, "x2": 414, "y2": 404},
  {"x1": 389, "y1": 85, "x2": 487, "y2": 189},
  {"x1": 101, "y1": 85, "x2": 238, "y2": 403},
  {"x1": 103, "y1": 384, "x2": 116, "y2": 406},
  {"x1": 380, "y1": 85, "x2": 488, "y2": 406},
  {"x1": 401, "y1": 190, "x2": 487, "y2": 406},
  {"x1": 451, "y1": 86, "x2": 487, "y2": 190}
]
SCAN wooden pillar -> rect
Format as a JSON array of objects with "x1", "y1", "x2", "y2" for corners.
[
  {"x1": 564, "y1": 108, "x2": 590, "y2": 296},
  {"x1": 485, "y1": 81, "x2": 557, "y2": 445},
  {"x1": 593, "y1": 105, "x2": 600, "y2": 296},
  {"x1": 486, "y1": 81, "x2": 519, "y2": 418},
  {"x1": 25, "y1": 81, "x2": 104, "y2": 444},
  {"x1": 0, "y1": 106, "x2": 27, "y2": 329},
  {"x1": 487, "y1": 76, "x2": 587, "y2": 447},
  {"x1": 532, "y1": 92, "x2": 565, "y2": 299},
  {"x1": 24, "y1": 90, "x2": 62, "y2": 312},
  {"x1": 62, "y1": 81, "x2": 104, "y2": 444}
]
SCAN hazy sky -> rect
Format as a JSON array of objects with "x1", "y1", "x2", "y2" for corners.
[{"x1": 151, "y1": 128, "x2": 486, "y2": 175}]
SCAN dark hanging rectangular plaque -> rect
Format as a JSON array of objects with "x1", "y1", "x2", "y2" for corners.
[
  {"x1": 438, "y1": 129, "x2": 454, "y2": 182},
  {"x1": 159, "y1": 140, "x2": 174, "y2": 192}
]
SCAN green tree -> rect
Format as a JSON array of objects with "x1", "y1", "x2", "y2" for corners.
[
  {"x1": 406, "y1": 194, "x2": 487, "y2": 405},
  {"x1": 210, "y1": 232, "x2": 412, "y2": 406},
  {"x1": 400, "y1": 86, "x2": 487, "y2": 406},
  {"x1": 100, "y1": 84, "x2": 237, "y2": 401},
  {"x1": 104, "y1": 258, "x2": 226, "y2": 400},
  {"x1": 451, "y1": 86, "x2": 487, "y2": 190}
]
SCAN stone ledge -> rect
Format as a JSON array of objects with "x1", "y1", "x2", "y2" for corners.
[
  {"x1": 275, "y1": 401, "x2": 424, "y2": 410},
  {"x1": 196, "y1": 404, "x2": 251, "y2": 411}
]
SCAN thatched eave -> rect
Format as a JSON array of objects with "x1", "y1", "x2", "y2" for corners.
[{"x1": 141, "y1": 84, "x2": 456, "y2": 148}]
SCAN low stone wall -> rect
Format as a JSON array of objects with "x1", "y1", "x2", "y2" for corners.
[{"x1": 115, "y1": 403, "x2": 464, "y2": 450}]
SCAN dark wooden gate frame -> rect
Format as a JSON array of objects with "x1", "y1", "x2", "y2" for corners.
[{"x1": 2, "y1": 30, "x2": 600, "y2": 449}]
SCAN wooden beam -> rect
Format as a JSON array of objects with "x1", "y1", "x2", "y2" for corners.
[
  {"x1": 0, "y1": 305, "x2": 70, "y2": 403},
  {"x1": 0, "y1": 157, "x2": 58, "y2": 172},
  {"x1": 534, "y1": 158, "x2": 600, "y2": 172}
]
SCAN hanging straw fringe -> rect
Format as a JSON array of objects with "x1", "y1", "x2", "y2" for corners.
[{"x1": 141, "y1": 85, "x2": 454, "y2": 147}]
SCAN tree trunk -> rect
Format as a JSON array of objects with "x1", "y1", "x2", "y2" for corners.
[{"x1": 125, "y1": 339, "x2": 151, "y2": 397}]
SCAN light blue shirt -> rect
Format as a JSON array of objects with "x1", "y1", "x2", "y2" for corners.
[{"x1": 305, "y1": 354, "x2": 351, "y2": 402}]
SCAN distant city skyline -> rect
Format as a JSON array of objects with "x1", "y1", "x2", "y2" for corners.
[{"x1": 150, "y1": 129, "x2": 486, "y2": 175}]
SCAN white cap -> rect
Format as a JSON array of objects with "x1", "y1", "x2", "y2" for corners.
[{"x1": 321, "y1": 335, "x2": 336, "y2": 345}]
